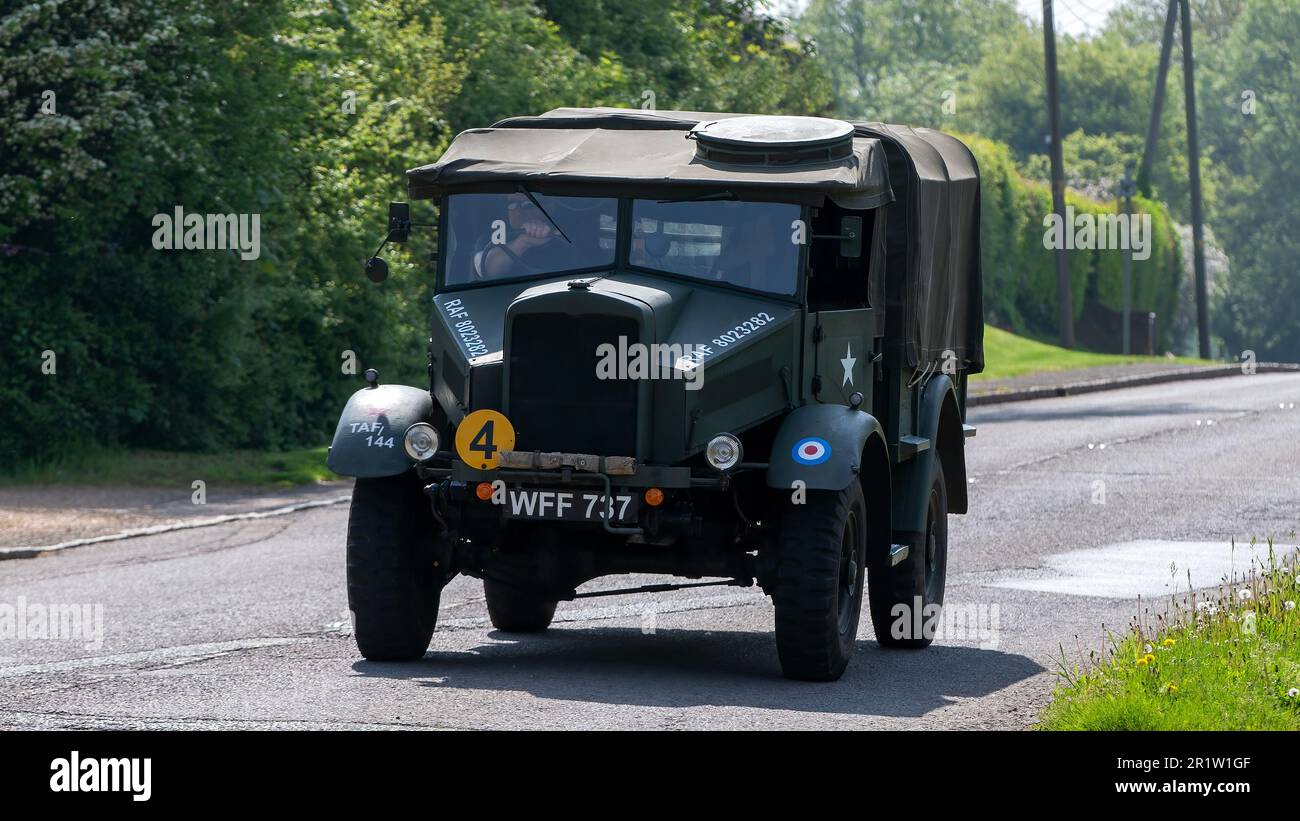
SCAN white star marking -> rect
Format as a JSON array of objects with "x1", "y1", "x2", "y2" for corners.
[{"x1": 840, "y1": 342, "x2": 856, "y2": 387}]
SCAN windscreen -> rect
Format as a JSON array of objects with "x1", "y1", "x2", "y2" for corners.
[
  {"x1": 443, "y1": 192, "x2": 617, "y2": 286},
  {"x1": 629, "y1": 200, "x2": 801, "y2": 296}
]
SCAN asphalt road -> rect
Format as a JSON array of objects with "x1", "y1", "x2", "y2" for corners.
[{"x1": 2, "y1": 373, "x2": 1297, "y2": 730}]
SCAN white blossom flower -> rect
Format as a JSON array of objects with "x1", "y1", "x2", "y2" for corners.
[
  {"x1": 1286, "y1": 600, "x2": 1296, "y2": 611},
  {"x1": 1288, "y1": 688, "x2": 1300, "y2": 699},
  {"x1": 1237, "y1": 588, "x2": 1253, "y2": 601}
]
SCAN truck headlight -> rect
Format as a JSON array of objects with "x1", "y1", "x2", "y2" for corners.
[
  {"x1": 403, "y1": 423, "x2": 440, "y2": 462},
  {"x1": 705, "y1": 433, "x2": 743, "y2": 472}
]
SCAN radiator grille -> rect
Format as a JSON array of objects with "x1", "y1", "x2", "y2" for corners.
[{"x1": 508, "y1": 313, "x2": 639, "y2": 455}]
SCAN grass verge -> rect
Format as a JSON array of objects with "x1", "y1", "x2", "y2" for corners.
[
  {"x1": 0, "y1": 446, "x2": 335, "y2": 489},
  {"x1": 974, "y1": 325, "x2": 1208, "y2": 381},
  {"x1": 1039, "y1": 540, "x2": 1300, "y2": 730}
]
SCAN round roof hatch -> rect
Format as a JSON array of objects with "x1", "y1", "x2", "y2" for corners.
[{"x1": 691, "y1": 116, "x2": 855, "y2": 166}]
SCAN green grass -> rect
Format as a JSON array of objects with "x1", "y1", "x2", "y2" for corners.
[
  {"x1": 974, "y1": 325, "x2": 1209, "y2": 381},
  {"x1": 0, "y1": 446, "x2": 336, "y2": 489},
  {"x1": 1039, "y1": 543, "x2": 1300, "y2": 730}
]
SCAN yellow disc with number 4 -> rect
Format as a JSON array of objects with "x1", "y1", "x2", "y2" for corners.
[{"x1": 454, "y1": 409, "x2": 516, "y2": 470}]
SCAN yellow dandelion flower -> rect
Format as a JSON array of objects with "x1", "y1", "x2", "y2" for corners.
[
  {"x1": 1136, "y1": 656, "x2": 1149, "y2": 667},
  {"x1": 1162, "y1": 638, "x2": 1176, "y2": 648},
  {"x1": 1144, "y1": 653, "x2": 1156, "y2": 664}
]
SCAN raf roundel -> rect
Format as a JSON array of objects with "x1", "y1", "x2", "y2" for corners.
[{"x1": 791, "y1": 437, "x2": 832, "y2": 465}]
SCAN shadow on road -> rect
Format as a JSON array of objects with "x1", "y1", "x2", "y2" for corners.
[{"x1": 352, "y1": 627, "x2": 1045, "y2": 718}]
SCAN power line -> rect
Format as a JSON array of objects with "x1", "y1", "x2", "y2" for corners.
[
  {"x1": 1067, "y1": 0, "x2": 1113, "y2": 20},
  {"x1": 1056, "y1": 0, "x2": 1103, "y2": 34}
]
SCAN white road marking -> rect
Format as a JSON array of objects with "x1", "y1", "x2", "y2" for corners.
[
  {"x1": 0, "y1": 637, "x2": 308, "y2": 678},
  {"x1": 0, "y1": 495, "x2": 351, "y2": 560},
  {"x1": 325, "y1": 590, "x2": 771, "y2": 636}
]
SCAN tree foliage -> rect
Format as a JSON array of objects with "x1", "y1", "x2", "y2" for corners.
[
  {"x1": 1197, "y1": 0, "x2": 1300, "y2": 361},
  {"x1": 3, "y1": 0, "x2": 1294, "y2": 469},
  {"x1": 965, "y1": 135, "x2": 1182, "y2": 341},
  {"x1": 0, "y1": 0, "x2": 831, "y2": 466},
  {"x1": 798, "y1": 0, "x2": 1021, "y2": 126}
]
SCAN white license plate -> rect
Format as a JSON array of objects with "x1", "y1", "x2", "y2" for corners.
[{"x1": 503, "y1": 488, "x2": 638, "y2": 523}]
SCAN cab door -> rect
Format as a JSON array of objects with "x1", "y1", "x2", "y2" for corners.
[{"x1": 813, "y1": 308, "x2": 874, "y2": 406}]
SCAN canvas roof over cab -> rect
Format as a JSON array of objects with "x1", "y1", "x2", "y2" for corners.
[
  {"x1": 408, "y1": 107, "x2": 983, "y2": 374},
  {"x1": 406, "y1": 107, "x2": 892, "y2": 208}
]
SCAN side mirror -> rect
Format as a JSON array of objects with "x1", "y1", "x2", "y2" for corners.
[
  {"x1": 388, "y1": 202, "x2": 411, "y2": 243},
  {"x1": 839, "y1": 216, "x2": 863, "y2": 259},
  {"x1": 365, "y1": 256, "x2": 389, "y2": 283}
]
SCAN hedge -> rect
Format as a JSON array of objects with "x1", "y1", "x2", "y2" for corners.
[{"x1": 961, "y1": 135, "x2": 1183, "y2": 344}]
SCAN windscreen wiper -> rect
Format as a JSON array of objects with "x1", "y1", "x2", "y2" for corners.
[
  {"x1": 517, "y1": 185, "x2": 572, "y2": 244},
  {"x1": 656, "y1": 190, "x2": 737, "y2": 204}
]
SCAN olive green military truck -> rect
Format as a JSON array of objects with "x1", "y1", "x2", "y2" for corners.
[{"x1": 329, "y1": 108, "x2": 983, "y2": 681}]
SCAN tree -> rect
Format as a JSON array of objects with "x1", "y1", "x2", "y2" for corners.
[
  {"x1": 1201, "y1": 0, "x2": 1300, "y2": 361},
  {"x1": 798, "y1": 0, "x2": 1021, "y2": 125}
]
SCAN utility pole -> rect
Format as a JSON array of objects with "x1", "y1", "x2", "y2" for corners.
[
  {"x1": 1136, "y1": 0, "x2": 1179, "y2": 197},
  {"x1": 1042, "y1": 0, "x2": 1074, "y2": 348},
  {"x1": 1179, "y1": 0, "x2": 1211, "y2": 359},
  {"x1": 1120, "y1": 166, "x2": 1136, "y2": 355}
]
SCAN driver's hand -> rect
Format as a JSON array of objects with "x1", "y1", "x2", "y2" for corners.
[{"x1": 512, "y1": 220, "x2": 554, "y2": 249}]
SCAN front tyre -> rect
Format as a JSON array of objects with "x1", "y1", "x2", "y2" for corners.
[
  {"x1": 868, "y1": 464, "x2": 948, "y2": 649},
  {"x1": 772, "y1": 479, "x2": 868, "y2": 681},
  {"x1": 347, "y1": 473, "x2": 444, "y2": 661}
]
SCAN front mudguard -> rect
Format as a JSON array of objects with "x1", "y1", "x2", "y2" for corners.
[
  {"x1": 765, "y1": 403, "x2": 886, "y2": 492},
  {"x1": 326, "y1": 384, "x2": 433, "y2": 478}
]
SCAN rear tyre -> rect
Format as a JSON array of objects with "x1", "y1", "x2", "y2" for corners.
[
  {"x1": 868, "y1": 464, "x2": 948, "y2": 649},
  {"x1": 347, "y1": 473, "x2": 444, "y2": 661},
  {"x1": 772, "y1": 480, "x2": 868, "y2": 681},
  {"x1": 484, "y1": 579, "x2": 557, "y2": 633}
]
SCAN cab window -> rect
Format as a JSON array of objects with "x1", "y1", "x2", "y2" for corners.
[{"x1": 628, "y1": 200, "x2": 801, "y2": 296}]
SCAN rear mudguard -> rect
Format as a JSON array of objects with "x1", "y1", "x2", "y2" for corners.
[
  {"x1": 891, "y1": 374, "x2": 969, "y2": 536},
  {"x1": 326, "y1": 384, "x2": 433, "y2": 478},
  {"x1": 766, "y1": 403, "x2": 887, "y2": 492}
]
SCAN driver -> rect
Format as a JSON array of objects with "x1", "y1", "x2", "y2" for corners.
[{"x1": 472, "y1": 193, "x2": 562, "y2": 279}]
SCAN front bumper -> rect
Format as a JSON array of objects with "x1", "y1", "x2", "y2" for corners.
[{"x1": 415, "y1": 450, "x2": 739, "y2": 536}]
